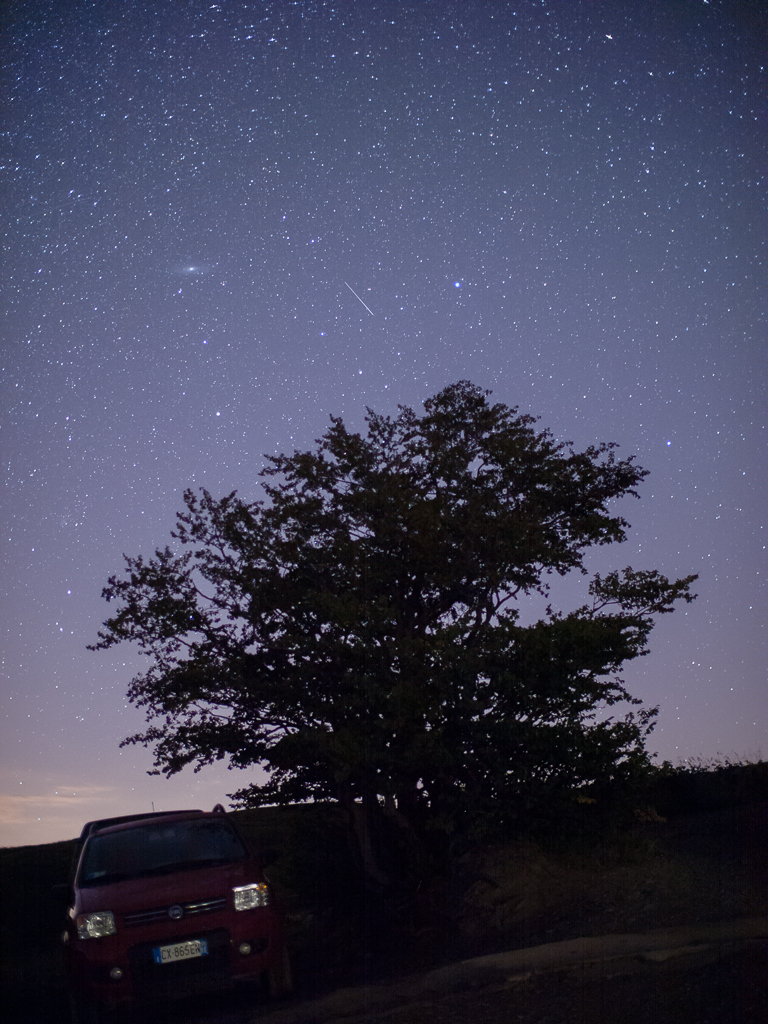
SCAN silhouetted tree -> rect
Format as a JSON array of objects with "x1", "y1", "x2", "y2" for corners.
[{"x1": 92, "y1": 382, "x2": 696, "y2": 884}]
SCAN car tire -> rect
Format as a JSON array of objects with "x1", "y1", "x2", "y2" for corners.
[{"x1": 264, "y1": 945, "x2": 292, "y2": 1000}]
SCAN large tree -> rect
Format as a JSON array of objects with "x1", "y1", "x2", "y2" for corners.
[{"x1": 92, "y1": 382, "x2": 696, "y2": 880}]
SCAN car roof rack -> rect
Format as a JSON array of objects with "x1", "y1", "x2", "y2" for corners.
[{"x1": 77, "y1": 809, "x2": 204, "y2": 842}]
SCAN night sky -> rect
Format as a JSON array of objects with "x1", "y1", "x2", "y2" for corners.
[{"x1": 2, "y1": 1, "x2": 764, "y2": 848}]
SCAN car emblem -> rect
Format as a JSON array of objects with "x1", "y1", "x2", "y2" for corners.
[{"x1": 168, "y1": 905, "x2": 183, "y2": 920}]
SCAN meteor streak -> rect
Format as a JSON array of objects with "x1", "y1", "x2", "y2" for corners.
[{"x1": 344, "y1": 281, "x2": 374, "y2": 316}]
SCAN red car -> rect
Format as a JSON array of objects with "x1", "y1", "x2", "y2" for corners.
[{"x1": 61, "y1": 805, "x2": 290, "y2": 1018}]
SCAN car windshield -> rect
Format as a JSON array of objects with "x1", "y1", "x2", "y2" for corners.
[{"x1": 79, "y1": 818, "x2": 247, "y2": 886}]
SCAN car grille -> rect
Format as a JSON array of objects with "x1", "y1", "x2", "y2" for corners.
[{"x1": 124, "y1": 897, "x2": 227, "y2": 927}]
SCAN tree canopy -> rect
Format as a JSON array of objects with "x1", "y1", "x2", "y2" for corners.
[{"x1": 92, "y1": 382, "x2": 696, "y2": 868}]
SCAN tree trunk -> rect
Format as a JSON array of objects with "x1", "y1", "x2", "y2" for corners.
[{"x1": 339, "y1": 788, "x2": 391, "y2": 890}]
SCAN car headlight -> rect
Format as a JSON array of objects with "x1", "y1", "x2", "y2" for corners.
[
  {"x1": 76, "y1": 911, "x2": 117, "y2": 939},
  {"x1": 233, "y1": 883, "x2": 269, "y2": 910}
]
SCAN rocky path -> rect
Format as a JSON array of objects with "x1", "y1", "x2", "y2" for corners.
[{"x1": 251, "y1": 918, "x2": 767, "y2": 1024}]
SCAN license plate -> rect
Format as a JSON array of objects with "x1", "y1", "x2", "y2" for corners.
[{"x1": 152, "y1": 938, "x2": 208, "y2": 964}]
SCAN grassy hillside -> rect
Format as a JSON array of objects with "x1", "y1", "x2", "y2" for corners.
[{"x1": 1, "y1": 762, "x2": 765, "y2": 1022}]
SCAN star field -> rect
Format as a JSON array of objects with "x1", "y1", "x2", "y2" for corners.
[{"x1": 1, "y1": 0, "x2": 764, "y2": 846}]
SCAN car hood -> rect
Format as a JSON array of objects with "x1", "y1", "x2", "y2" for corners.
[{"x1": 75, "y1": 859, "x2": 263, "y2": 914}]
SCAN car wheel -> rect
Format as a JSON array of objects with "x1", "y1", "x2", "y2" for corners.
[{"x1": 264, "y1": 945, "x2": 292, "y2": 1000}]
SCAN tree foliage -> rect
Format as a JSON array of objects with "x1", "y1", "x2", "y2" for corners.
[{"x1": 92, "y1": 382, "x2": 696, "y2": 867}]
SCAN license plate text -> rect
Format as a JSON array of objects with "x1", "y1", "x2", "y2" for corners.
[{"x1": 152, "y1": 938, "x2": 208, "y2": 964}]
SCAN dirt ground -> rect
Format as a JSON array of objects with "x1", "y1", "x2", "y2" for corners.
[{"x1": 326, "y1": 942, "x2": 768, "y2": 1024}]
